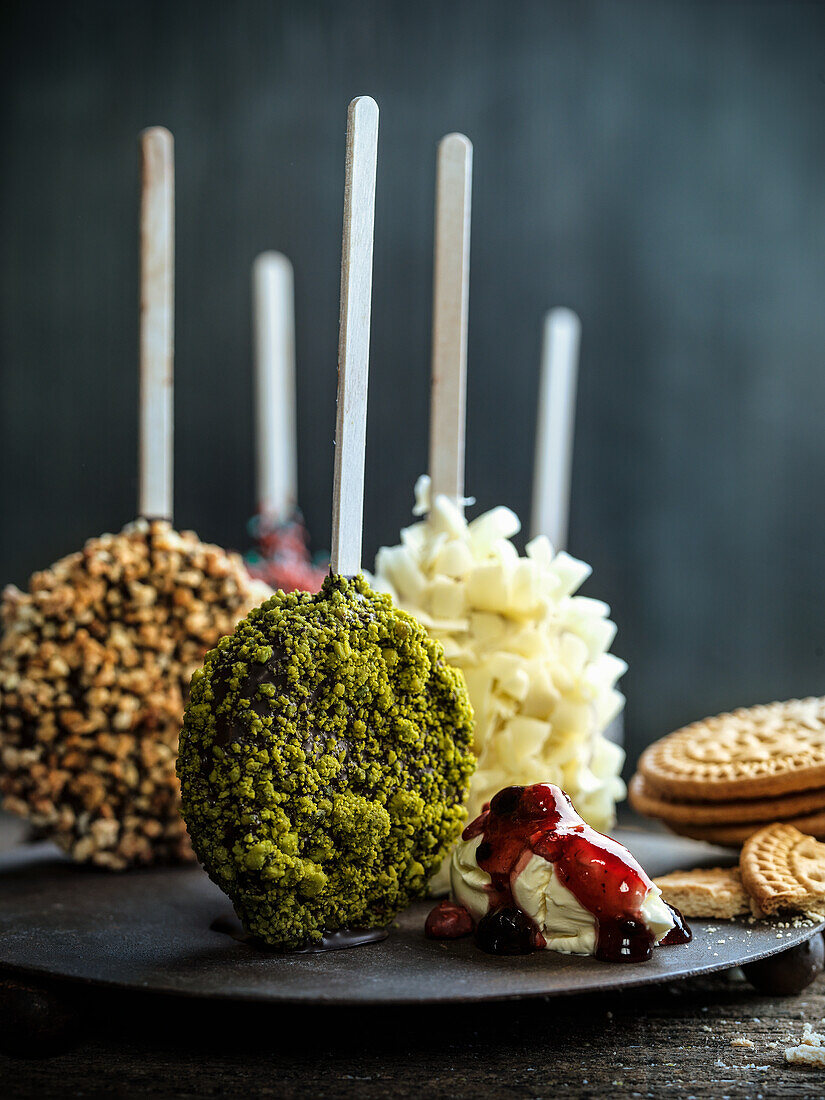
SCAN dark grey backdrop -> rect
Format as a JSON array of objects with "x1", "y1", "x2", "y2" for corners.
[{"x1": 3, "y1": 0, "x2": 825, "y2": 766}]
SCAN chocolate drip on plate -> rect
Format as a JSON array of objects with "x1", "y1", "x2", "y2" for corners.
[{"x1": 210, "y1": 913, "x2": 387, "y2": 953}]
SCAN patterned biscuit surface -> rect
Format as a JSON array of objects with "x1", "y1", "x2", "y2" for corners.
[
  {"x1": 639, "y1": 698, "x2": 825, "y2": 802},
  {"x1": 660, "y1": 811, "x2": 825, "y2": 849},
  {"x1": 740, "y1": 824, "x2": 825, "y2": 916},
  {"x1": 653, "y1": 866, "x2": 749, "y2": 919},
  {"x1": 629, "y1": 772, "x2": 825, "y2": 825}
]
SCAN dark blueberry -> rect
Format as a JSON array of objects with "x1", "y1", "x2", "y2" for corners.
[{"x1": 475, "y1": 906, "x2": 537, "y2": 955}]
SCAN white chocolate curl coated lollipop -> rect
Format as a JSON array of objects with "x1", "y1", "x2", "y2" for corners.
[{"x1": 375, "y1": 477, "x2": 626, "y2": 852}]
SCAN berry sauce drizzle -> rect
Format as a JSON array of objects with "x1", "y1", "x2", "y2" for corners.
[{"x1": 449, "y1": 784, "x2": 690, "y2": 962}]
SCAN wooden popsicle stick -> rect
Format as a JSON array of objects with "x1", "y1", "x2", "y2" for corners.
[
  {"x1": 138, "y1": 126, "x2": 175, "y2": 522},
  {"x1": 531, "y1": 307, "x2": 581, "y2": 550},
  {"x1": 253, "y1": 252, "x2": 297, "y2": 526},
  {"x1": 428, "y1": 133, "x2": 472, "y2": 508},
  {"x1": 330, "y1": 96, "x2": 379, "y2": 576}
]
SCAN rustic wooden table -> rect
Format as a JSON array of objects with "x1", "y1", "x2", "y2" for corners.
[{"x1": 2, "y1": 812, "x2": 824, "y2": 1099}]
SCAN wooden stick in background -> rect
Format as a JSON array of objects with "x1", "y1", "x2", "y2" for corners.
[
  {"x1": 253, "y1": 251, "x2": 297, "y2": 526},
  {"x1": 330, "y1": 96, "x2": 379, "y2": 576},
  {"x1": 138, "y1": 126, "x2": 175, "y2": 522},
  {"x1": 531, "y1": 307, "x2": 581, "y2": 550},
  {"x1": 428, "y1": 133, "x2": 473, "y2": 508}
]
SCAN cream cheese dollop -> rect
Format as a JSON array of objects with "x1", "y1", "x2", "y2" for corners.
[{"x1": 451, "y1": 833, "x2": 675, "y2": 956}]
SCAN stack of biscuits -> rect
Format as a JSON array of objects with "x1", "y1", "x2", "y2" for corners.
[{"x1": 630, "y1": 697, "x2": 825, "y2": 847}]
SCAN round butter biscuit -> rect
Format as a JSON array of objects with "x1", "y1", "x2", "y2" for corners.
[
  {"x1": 639, "y1": 698, "x2": 825, "y2": 802},
  {"x1": 662, "y1": 811, "x2": 825, "y2": 849},
  {"x1": 741, "y1": 824, "x2": 825, "y2": 915},
  {"x1": 629, "y1": 772, "x2": 825, "y2": 825}
]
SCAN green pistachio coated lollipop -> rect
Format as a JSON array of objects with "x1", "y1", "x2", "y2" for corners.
[{"x1": 178, "y1": 574, "x2": 474, "y2": 948}]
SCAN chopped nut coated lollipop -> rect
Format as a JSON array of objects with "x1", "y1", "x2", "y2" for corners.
[
  {"x1": 0, "y1": 129, "x2": 269, "y2": 867},
  {"x1": 0, "y1": 520, "x2": 266, "y2": 867}
]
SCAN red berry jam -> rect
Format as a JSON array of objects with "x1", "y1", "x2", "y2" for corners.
[{"x1": 459, "y1": 784, "x2": 690, "y2": 962}]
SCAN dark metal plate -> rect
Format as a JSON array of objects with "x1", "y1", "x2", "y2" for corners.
[{"x1": 0, "y1": 829, "x2": 820, "y2": 1005}]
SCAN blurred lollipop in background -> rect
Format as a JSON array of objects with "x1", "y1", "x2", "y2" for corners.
[
  {"x1": 531, "y1": 307, "x2": 581, "y2": 555},
  {"x1": 531, "y1": 307, "x2": 624, "y2": 747},
  {"x1": 245, "y1": 252, "x2": 327, "y2": 592}
]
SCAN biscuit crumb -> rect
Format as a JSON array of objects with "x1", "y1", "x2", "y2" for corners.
[
  {"x1": 786, "y1": 1046, "x2": 825, "y2": 1067},
  {"x1": 785, "y1": 1023, "x2": 825, "y2": 1066},
  {"x1": 802, "y1": 1024, "x2": 824, "y2": 1047},
  {"x1": 730, "y1": 1037, "x2": 755, "y2": 1049}
]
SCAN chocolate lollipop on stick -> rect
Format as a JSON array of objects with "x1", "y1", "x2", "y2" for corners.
[
  {"x1": 529, "y1": 308, "x2": 623, "y2": 746},
  {"x1": 428, "y1": 133, "x2": 473, "y2": 509},
  {"x1": 138, "y1": 126, "x2": 174, "y2": 522},
  {"x1": 178, "y1": 98, "x2": 475, "y2": 949},
  {"x1": 530, "y1": 307, "x2": 581, "y2": 549}
]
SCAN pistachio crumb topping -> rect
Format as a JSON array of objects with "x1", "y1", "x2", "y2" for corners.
[{"x1": 178, "y1": 574, "x2": 475, "y2": 949}]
